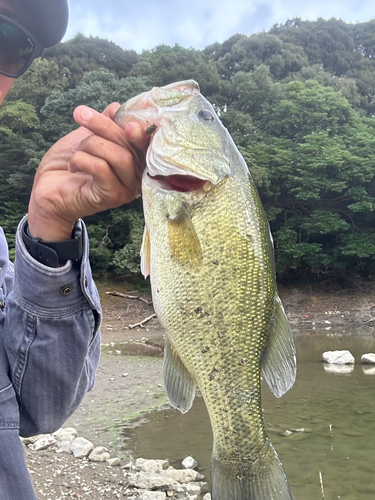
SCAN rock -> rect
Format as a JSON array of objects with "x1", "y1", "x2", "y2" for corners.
[
  {"x1": 126, "y1": 472, "x2": 177, "y2": 490},
  {"x1": 164, "y1": 467, "x2": 204, "y2": 483},
  {"x1": 361, "y1": 353, "x2": 375, "y2": 364},
  {"x1": 322, "y1": 350, "x2": 355, "y2": 365},
  {"x1": 203, "y1": 494, "x2": 211, "y2": 500},
  {"x1": 182, "y1": 456, "x2": 198, "y2": 469},
  {"x1": 89, "y1": 446, "x2": 110, "y2": 462},
  {"x1": 53, "y1": 427, "x2": 77, "y2": 442},
  {"x1": 21, "y1": 434, "x2": 46, "y2": 445},
  {"x1": 138, "y1": 492, "x2": 166, "y2": 500},
  {"x1": 135, "y1": 458, "x2": 164, "y2": 473},
  {"x1": 283, "y1": 430, "x2": 293, "y2": 436},
  {"x1": 29, "y1": 435, "x2": 57, "y2": 451},
  {"x1": 107, "y1": 457, "x2": 121, "y2": 466},
  {"x1": 183, "y1": 482, "x2": 203, "y2": 494},
  {"x1": 56, "y1": 440, "x2": 72, "y2": 454},
  {"x1": 71, "y1": 437, "x2": 94, "y2": 458}
]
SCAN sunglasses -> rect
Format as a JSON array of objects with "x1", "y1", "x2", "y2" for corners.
[{"x1": 0, "y1": 14, "x2": 43, "y2": 78}]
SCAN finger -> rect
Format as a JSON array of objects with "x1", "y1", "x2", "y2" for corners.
[
  {"x1": 74, "y1": 105, "x2": 150, "y2": 151},
  {"x1": 73, "y1": 105, "x2": 147, "y2": 174},
  {"x1": 72, "y1": 136, "x2": 142, "y2": 191},
  {"x1": 69, "y1": 151, "x2": 140, "y2": 207},
  {"x1": 102, "y1": 102, "x2": 121, "y2": 120},
  {"x1": 102, "y1": 102, "x2": 150, "y2": 149},
  {"x1": 124, "y1": 121, "x2": 150, "y2": 150},
  {"x1": 73, "y1": 105, "x2": 127, "y2": 146}
]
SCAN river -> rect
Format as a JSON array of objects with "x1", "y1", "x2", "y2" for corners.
[{"x1": 122, "y1": 325, "x2": 375, "y2": 499}]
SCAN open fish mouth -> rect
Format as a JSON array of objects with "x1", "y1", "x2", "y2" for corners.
[{"x1": 148, "y1": 173, "x2": 208, "y2": 193}]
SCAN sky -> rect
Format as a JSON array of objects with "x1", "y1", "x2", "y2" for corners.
[{"x1": 65, "y1": 0, "x2": 375, "y2": 53}]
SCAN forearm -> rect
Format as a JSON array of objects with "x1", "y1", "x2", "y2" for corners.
[{"x1": 4, "y1": 216, "x2": 102, "y2": 437}]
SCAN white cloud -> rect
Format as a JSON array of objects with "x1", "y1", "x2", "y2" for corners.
[{"x1": 64, "y1": 0, "x2": 375, "y2": 52}]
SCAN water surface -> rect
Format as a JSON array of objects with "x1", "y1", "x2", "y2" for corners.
[{"x1": 122, "y1": 326, "x2": 375, "y2": 499}]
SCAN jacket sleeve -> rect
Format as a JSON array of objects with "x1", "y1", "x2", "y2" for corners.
[{"x1": 3, "y1": 216, "x2": 102, "y2": 437}]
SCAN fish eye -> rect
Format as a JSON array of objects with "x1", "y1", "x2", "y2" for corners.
[{"x1": 198, "y1": 109, "x2": 215, "y2": 121}]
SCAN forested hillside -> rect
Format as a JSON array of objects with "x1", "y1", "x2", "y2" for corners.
[{"x1": 3, "y1": 18, "x2": 375, "y2": 284}]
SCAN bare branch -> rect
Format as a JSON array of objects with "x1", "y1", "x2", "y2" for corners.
[
  {"x1": 129, "y1": 314, "x2": 157, "y2": 329},
  {"x1": 106, "y1": 291, "x2": 153, "y2": 305}
]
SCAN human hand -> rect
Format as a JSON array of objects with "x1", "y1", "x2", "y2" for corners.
[{"x1": 28, "y1": 103, "x2": 149, "y2": 241}]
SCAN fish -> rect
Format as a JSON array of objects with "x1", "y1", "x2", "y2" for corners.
[{"x1": 115, "y1": 80, "x2": 297, "y2": 500}]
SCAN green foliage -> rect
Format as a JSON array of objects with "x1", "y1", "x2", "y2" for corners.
[
  {"x1": 0, "y1": 100, "x2": 40, "y2": 132},
  {"x1": 4, "y1": 26, "x2": 375, "y2": 283},
  {"x1": 43, "y1": 34, "x2": 140, "y2": 85},
  {"x1": 112, "y1": 210, "x2": 145, "y2": 275},
  {"x1": 41, "y1": 70, "x2": 152, "y2": 142},
  {"x1": 6, "y1": 58, "x2": 71, "y2": 111}
]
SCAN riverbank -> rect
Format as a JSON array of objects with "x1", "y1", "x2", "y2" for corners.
[{"x1": 25, "y1": 280, "x2": 375, "y2": 499}]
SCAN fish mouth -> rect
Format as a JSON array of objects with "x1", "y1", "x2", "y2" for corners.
[{"x1": 148, "y1": 173, "x2": 208, "y2": 193}]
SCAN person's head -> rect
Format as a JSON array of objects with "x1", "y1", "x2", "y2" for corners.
[{"x1": 0, "y1": 0, "x2": 69, "y2": 104}]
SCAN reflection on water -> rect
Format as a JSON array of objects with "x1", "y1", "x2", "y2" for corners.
[{"x1": 122, "y1": 326, "x2": 375, "y2": 500}]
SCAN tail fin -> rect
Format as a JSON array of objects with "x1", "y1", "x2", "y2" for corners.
[{"x1": 211, "y1": 443, "x2": 293, "y2": 500}]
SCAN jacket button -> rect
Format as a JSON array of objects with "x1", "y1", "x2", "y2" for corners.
[{"x1": 60, "y1": 285, "x2": 72, "y2": 296}]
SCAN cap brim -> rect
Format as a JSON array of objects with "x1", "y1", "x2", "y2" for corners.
[{"x1": 20, "y1": 0, "x2": 69, "y2": 48}]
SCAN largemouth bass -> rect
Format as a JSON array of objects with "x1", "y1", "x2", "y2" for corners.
[{"x1": 115, "y1": 80, "x2": 296, "y2": 500}]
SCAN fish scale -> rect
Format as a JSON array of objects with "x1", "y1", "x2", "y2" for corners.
[
  {"x1": 149, "y1": 175, "x2": 273, "y2": 458},
  {"x1": 115, "y1": 80, "x2": 296, "y2": 500}
]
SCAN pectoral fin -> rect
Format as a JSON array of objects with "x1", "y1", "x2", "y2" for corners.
[
  {"x1": 140, "y1": 225, "x2": 151, "y2": 278},
  {"x1": 163, "y1": 337, "x2": 196, "y2": 413},
  {"x1": 167, "y1": 207, "x2": 202, "y2": 266},
  {"x1": 261, "y1": 295, "x2": 296, "y2": 398}
]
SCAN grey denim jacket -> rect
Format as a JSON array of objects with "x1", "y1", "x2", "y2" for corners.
[{"x1": 0, "y1": 216, "x2": 102, "y2": 500}]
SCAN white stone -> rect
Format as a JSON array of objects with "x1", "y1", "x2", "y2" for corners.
[
  {"x1": 182, "y1": 456, "x2": 198, "y2": 469},
  {"x1": 183, "y1": 483, "x2": 203, "y2": 494},
  {"x1": 53, "y1": 427, "x2": 77, "y2": 442},
  {"x1": 71, "y1": 437, "x2": 94, "y2": 458},
  {"x1": 203, "y1": 494, "x2": 212, "y2": 500},
  {"x1": 361, "y1": 353, "x2": 375, "y2": 364},
  {"x1": 164, "y1": 467, "x2": 204, "y2": 483},
  {"x1": 29, "y1": 435, "x2": 56, "y2": 451},
  {"x1": 322, "y1": 350, "x2": 355, "y2": 365},
  {"x1": 22, "y1": 434, "x2": 46, "y2": 445},
  {"x1": 135, "y1": 458, "x2": 164, "y2": 473},
  {"x1": 138, "y1": 492, "x2": 166, "y2": 500},
  {"x1": 107, "y1": 457, "x2": 121, "y2": 466},
  {"x1": 56, "y1": 441, "x2": 72, "y2": 454},
  {"x1": 89, "y1": 446, "x2": 110, "y2": 462},
  {"x1": 126, "y1": 472, "x2": 177, "y2": 490}
]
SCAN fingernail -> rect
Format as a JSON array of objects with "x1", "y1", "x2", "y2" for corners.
[
  {"x1": 80, "y1": 107, "x2": 94, "y2": 121},
  {"x1": 72, "y1": 140, "x2": 81, "y2": 153}
]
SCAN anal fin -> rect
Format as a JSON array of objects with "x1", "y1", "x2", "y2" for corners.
[
  {"x1": 163, "y1": 337, "x2": 196, "y2": 413},
  {"x1": 262, "y1": 295, "x2": 297, "y2": 398}
]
